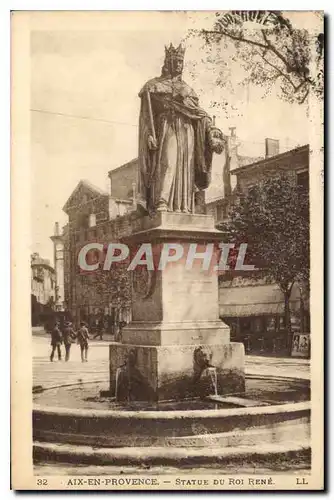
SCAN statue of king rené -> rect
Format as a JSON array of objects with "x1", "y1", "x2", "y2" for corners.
[{"x1": 137, "y1": 43, "x2": 225, "y2": 215}]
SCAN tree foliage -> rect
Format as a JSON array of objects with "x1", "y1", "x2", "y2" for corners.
[
  {"x1": 188, "y1": 10, "x2": 323, "y2": 106},
  {"x1": 222, "y1": 174, "x2": 309, "y2": 293},
  {"x1": 221, "y1": 174, "x2": 309, "y2": 344}
]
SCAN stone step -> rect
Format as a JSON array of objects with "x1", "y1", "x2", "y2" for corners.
[
  {"x1": 206, "y1": 395, "x2": 269, "y2": 407},
  {"x1": 33, "y1": 440, "x2": 310, "y2": 467},
  {"x1": 166, "y1": 420, "x2": 310, "y2": 447}
]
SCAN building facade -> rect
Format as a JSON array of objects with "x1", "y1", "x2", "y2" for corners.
[
  {"x1": 50, "y1": 222, "x2": 65, "y2": 311},
  {"x1": 60, "y1": 178, "x2": 136, "y2": 334},
  {"x1": 31, "y1": 253, "x2": 56, "y2": 326}
]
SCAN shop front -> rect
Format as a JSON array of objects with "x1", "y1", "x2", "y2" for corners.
[{"x1": 219, "y1": 282, "x2": 307, "y2": 355}]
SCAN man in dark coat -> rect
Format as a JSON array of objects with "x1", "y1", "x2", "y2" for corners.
[
  {"x1": 62, "y1": 322, "x2": 77, "y2": 362},
  {"x1": 50, "y1": 322, "x2": 62, "y2": 362},
  {"x1": 77, "y1": 322, "x2": 90, "y2": 363},
  {"x1": 93, "y1": 316, "x2": 103, "y2": 340}
]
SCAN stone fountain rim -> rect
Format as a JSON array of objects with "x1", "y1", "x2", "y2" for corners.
[
  {"x1": 33, "y1": 399, "x2": 310, "y2": 420},
  {"x1": 33, "y1": 372, "x2": 309, "y2": 394},
  {"x1": 33, "y1": 373, "x2": 310, "y2": 419}
]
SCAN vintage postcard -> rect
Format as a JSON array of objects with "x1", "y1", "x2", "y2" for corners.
[{"x1": 11, "y1": 10, "x2": 324, "y2": 490}]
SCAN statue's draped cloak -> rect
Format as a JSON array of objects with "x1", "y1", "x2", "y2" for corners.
[{"x1": 137, "y1": 76, "x2": 213, "y2": 213}]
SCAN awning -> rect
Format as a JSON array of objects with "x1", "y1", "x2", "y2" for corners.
[{"x1": 219, "y1": 284, "x2": 300, "y2": 317}]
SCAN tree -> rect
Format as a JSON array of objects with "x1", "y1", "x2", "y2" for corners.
[
  {"x1": 188, "y1": 10, "x2": 323, "y2": 106},
  {"x1": 221, "y1": 174, "x2": 309, "y2": 348}
]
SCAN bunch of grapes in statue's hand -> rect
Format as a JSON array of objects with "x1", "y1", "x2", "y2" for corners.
[{"x1": 209, "y1": 126, "x2": 225, "y2": 155}]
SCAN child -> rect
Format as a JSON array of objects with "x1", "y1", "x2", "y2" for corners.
[{"x1": 77, "y1": 321, "x2": 90, "y2": 362}]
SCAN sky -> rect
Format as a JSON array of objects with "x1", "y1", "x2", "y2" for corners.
[{"x1": 30, "y1": 11, "x2": 312, "y2": 263}]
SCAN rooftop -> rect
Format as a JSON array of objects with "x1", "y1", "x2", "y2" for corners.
[
  {"x1": 232, "y1": 145, "x2": 309, "y2": 175},
  {"x1": 108, "y1": 158, "x2": 138, "y2": 178}
]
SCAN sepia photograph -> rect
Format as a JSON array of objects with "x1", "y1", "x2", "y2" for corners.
[{"x1": 11, "y1": 9, "x2": 324, "y2": 491}]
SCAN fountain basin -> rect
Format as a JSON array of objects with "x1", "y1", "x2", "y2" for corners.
[
  {"x1": 33, "y1": 376, "x2": 310, "y2": 451},
  {"x1": 34, "y1": 400, "x2": 310, "y2": 449}
]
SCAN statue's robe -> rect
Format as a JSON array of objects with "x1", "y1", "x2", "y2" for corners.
[{"x1": 137, "y1": 75, "x2": 213, "y2": 214}]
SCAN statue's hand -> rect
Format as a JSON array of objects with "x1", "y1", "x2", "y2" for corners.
[
  {"x1": 148, "y1": 135, "x2": 158, "y2": 151},
  {"x1": 209, "y1": 127, "x2": 225, "y2": 155}
]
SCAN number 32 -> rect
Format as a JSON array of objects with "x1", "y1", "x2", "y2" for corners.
[{"x1": 37, "y1": 479, "x2": 48, "y2": 486}]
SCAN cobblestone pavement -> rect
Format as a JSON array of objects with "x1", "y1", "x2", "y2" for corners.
[
  {"x1": 245, "y1": 355, "x2": 310, "y2": 380},
  {"x1": 33, "y1": 334, "x2": 110, "y2": 390},
  {"x1": 33, "y1": 332, "x2": 310, "y2": 390}
]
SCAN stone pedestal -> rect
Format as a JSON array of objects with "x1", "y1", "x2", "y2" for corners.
[{"x1": 109, "y1": 212, "x2": 245, "y2": 402}]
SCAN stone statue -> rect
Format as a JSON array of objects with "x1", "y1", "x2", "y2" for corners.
[{"x1": 137, "y1": 43, "x2": 225, "y2": 215}]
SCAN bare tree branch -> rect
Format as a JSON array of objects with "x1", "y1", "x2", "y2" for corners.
[
  {"x1": 299, "y1": 86, "x2": 310, "y2": 104},
  {"x1": 261, "y1": 30, "x2": 295, "y2": 73},
  {"x1": 294, "y1": 80, "x2": 308, "y2": 93},
  {"x1": 261, "y1": 29, "x2": 309, "y2": 77},
  {"x1": 258, "y1": 52, "x2": 298, "y2": 91},
  {"x1": 201, "y1": 28, "x2": 268, "y2": 50},
  {"x1": 204, "y1": 25, "x2": 307, "y2": 84},
  {"x1": 189, "y1": 12, "x2": 323, "y2": 105}
]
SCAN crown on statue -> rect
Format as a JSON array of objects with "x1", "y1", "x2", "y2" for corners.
[{"x1": 164, "y1": 43, "x2": 186, "y2": 63}]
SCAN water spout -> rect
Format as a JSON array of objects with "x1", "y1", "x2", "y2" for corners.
[
  {"x1": 115, "y1": 367, "x2": 122, "y2": 401},
  {"x1": 207, "y1": 366, "x2": 218, "y2": 396}
]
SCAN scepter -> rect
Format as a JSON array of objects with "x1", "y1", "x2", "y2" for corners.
[
  {"x1": 146, "y1": 89, "x2": 157, "y2": 186},
  {"x1": 146, "y1": 89, "x2": 157, "y2": 145}
]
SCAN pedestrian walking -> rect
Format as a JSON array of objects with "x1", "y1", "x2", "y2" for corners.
[
  {"x1": 118, "y1": 320, "x2": 127, "y2": 342},
  {"x1": 77, "y1": 322, "x2": 90, "y2": 362},
  {"x1": 50, "y1": 322, "x2": 62, "y2": 362},
  {"x1": 93, "y1": 318, "x2": 103, "y2": 340},
  {"x1": 62, "y1": 321, "x2": 77, "y2": 362}
]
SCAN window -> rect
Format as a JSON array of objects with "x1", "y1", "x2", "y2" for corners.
[
  {"x1": 89, "y1": 214, "x2": 96, "y2": 227},
  {"x1": 79, "y1": 213, "x2": 90, "y2": 229},
  {"x1": 278, "y1": 316, "x2": 285, "y2": 331},
  {"x1": 96, "y1": 212, "x2": 108, "y2": 224},
  {"x1": 240, "y1": 318, "x2": 251, "y2": 332},
  {"x1": 253, "y1": 317, "x2": 263, "y2": 333},
  {"x1": 80, "y1": 229, "x2": 87, "y2": 243},
  {"x1": 266, "y1": 316, "x2": 276, "y2": 332},
  {"x1": 216, "y1": 205, "x2": 224, "y2": 222}
]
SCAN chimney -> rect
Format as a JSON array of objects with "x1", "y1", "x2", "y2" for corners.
[
  {"x1": 223, "y1": 127, "x2": 236, "y2": 199},
  {"x1": 104, "y1": 176, "x2": 111, "y2": 195},
  {"x1": 54, "y1": 222, "x2": 59, "y2": 236},
  {"x1": 229, "y1": 126, "x2": 236, "y2": 138},
  {"x1": 265, "y1": 138, "x2": 280, "y2": 158}
]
